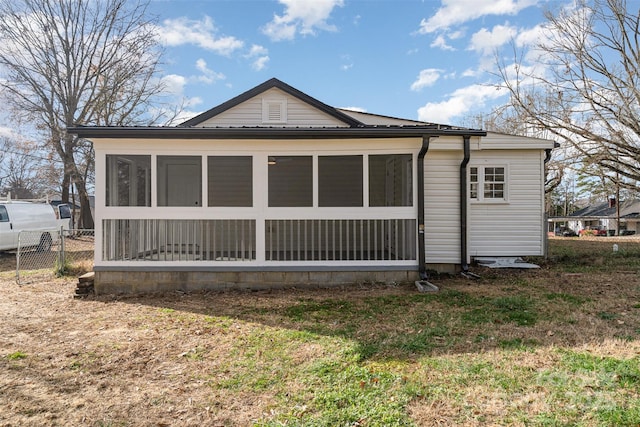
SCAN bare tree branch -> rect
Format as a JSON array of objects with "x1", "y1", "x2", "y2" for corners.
[
  {"x1": 0, "y1": 0, "x2": 175, "y2": 228},
  {"x1": 495, "y1": 0, "x2": 640, "y2": 198}
]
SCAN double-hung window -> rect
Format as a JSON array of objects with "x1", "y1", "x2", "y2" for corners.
[{"x1": 470, "y1": 166, "x2": 507, "y2": 202}]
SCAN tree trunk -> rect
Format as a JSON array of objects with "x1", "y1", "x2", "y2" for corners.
[
  {"x1": 74, "y1": 173, "x2": 94, "y2": 229},
  {"x1": 61, "y1": 171, "x2": 71, "y2": 203}
]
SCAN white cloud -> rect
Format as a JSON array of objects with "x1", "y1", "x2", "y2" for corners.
[
  {"x1": 172, "y1": 110, "x2": 203, "y2": 125},
  {"x1": 247, "y1": 44, "x2": 269, "y2": 57},
  {"x1": 418, "y1": 0, "x2": 540, "y2": 34},
  {"x1": 161, "y1": 74, "x2": 188, "y2": 96},
  {"x1": 515, "y1": 23, "x2": 546, "y2": 47},
  {"x1": 195, "y1": 59, "x2": 226, "y2": 84},
  {"x1": 430, "y1": 34, "x2": 455, "y2": 51},
  {"x1": 417, "y1": 83, "x2": 507, "y2": 123},
  {"x1": 184, "y1": 97, "x2": 203, "y2": 108},
  {"x1": 462, "y1": 68, "x2": 480, "y2": 77},
  {"x1": 448, "y1": 30, "x2": 465, "y2": 40},
  {"x1": 411, "y1": 68, "x2": 443, "y2": 91},
  {"x1": 244, "y1": 44, "x2": 270, "y2": 71},
  {"x1": 340, "y1": 54, "x2": 353, "y2": 71},
  {"x1": 468, "y1": 24, "x2": 517, "y2": 56},
  {"x1": 156, "y1": 16, "x2": 244, "y2": 56},
  {"x1": 262, "y1": 0, "x2": 344, "y2": 41},
  {"x1": 252, "y1": 56, "x2": 270, "y2": 71}
]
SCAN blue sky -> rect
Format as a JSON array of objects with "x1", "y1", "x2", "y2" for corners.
[{"x1": 148, "y1": 0, "x2": 562, "y2": 126}]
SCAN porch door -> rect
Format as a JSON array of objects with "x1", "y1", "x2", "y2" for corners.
[
  {"x1": 157, "y1": 155, "x2": 202, "y2": 207},
  {"x1": 167, "y1": 164, "x2": 201, "y2": 206}
]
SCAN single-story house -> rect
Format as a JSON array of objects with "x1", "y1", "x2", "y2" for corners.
[
  {"x1": 70, "y1": 78, "x2": 556, "y2": 294},
  {"x1": 550, "y1": 199, "x2": 640, "y2": 235}
]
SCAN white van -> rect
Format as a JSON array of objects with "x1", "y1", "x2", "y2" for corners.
[
  {"x1": 51, "y1": 202, "x2": 73, "y2": 231},
  {"x1": 0, "y1": 201, "x2": 59, "y2": 252}
]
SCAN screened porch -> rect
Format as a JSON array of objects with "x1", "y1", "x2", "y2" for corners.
[{"x1": 100, "y1": 149, "x2": 417, "y2": 266}]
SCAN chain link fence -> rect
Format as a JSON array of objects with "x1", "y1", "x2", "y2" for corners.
[{"x1": 16, "y1": 229, "x2": 94, "y2": 284}]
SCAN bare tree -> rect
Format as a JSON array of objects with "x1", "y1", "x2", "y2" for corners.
[
  {"x1": 0, "y1": 137, "x2": 58, "y2": 198},
  {"x1": 0, "y1": 0, "x2": 173, "y2": 228},
  {"x1": 495, "y1": 0, "x2": 640, "y2": 197},
  {"x1": 463, "y1": 97, "x2": 566, "y2": 199}
]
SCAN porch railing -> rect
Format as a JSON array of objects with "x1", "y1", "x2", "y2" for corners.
[
  {"x1": 103, "y1": 219, "x2": 256, "y2": 261},
  {"x1": 103, "y1": 218, "x2": 415, "y2": 263},
  {"x1": 265, "y1": 219, "x2": 416, "y2": 261}
]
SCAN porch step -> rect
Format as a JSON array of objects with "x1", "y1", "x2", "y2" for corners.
[{"x1": 74, "y1": 271, "x2": 95, "y2": 298}]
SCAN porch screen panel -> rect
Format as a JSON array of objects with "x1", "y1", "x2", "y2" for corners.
[
  {"x1": 103, "y1": 219, "x2": 255, "y2": 261},
  {"x1": 157, "y1": 156, "x2": 202, "y2": 207},
  {"x1": 106, "y1": 155, "x2": 151, "y2": 206},
  {"x1": 318, "y1": 155, "x2": 363, "y2": 207},
  {"x1": 268, "y1": 156, "x2": 312, "y2": 207},
  {"x1": 369, "y1": 154, "x2": 412, "y2": 207},
  {"x1": 208, "y1": 156, "x2": 253, "y2": 207}
]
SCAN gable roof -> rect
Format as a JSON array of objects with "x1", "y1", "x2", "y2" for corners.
[
  {"x1": 180, "y1": 78, "x2": 364, "y2": 128},
  {"x1": 567, "y1": 199, "x2": 640, "y2": 219},
  {"x1": 69, "y1": 78, "x2": 492, "y2": 139}
]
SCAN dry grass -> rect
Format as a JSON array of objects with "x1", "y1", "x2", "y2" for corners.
[{"x1": 0, "y1": 238, "x2": 639, "y2": 426}]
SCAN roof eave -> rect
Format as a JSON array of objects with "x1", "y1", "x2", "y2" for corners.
[{"x1": 68, "y1": 126, "x2": 488, "y2": 139}]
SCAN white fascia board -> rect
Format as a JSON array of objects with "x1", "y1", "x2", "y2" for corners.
[{"x1": 480, "y1": 132, "x2": 556, "y2": 150}]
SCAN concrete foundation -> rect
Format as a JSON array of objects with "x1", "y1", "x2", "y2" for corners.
[{"x1": 94, "y1": 269, "x2": 420, "y2": 295}]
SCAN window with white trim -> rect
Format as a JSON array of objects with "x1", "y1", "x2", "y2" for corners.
[{"x1": 470, "y1": 166, "x2": 507, "y2": 202}]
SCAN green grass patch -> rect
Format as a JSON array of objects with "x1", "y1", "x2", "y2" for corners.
[
  {"x1": 545, "y1": 292, "x2": 588, "y2": 306},
  {"x1": 532, "y1": 351, "x2": 640, "y2": 425},
  {"x1": 6, "y1": 351, "x2": 27, "y2": 360},
  {"x1": 461, "y1": 294, "x2": 538, "y2": 326},
  {"x1": 548, "y1": 240, "x2": 640, "y2": 272},
  {"x1": 598, "y1": 311, "x2": 618, "y2": 320},
  {"x1": 498, "y1": 338, "x2": 538, "y2": 350},
  {"x1": 283, "y1": 299, "x2": 355, "y2": 322}
]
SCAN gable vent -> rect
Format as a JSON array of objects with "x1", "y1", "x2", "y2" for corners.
[
  {"x1": 262, "y1": 98, "x2": 287, "y2": 124},
  {"x1": 268, "y1": 102, "x2": 282, "y2": 121}
]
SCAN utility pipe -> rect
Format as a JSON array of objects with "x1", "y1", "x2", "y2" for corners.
[
  {"x1": 417, "y1": 136, "x2": 432, "y2": 280},
  {"x1": 460, "y1": 135, "x2": 471, "y2": 272}
]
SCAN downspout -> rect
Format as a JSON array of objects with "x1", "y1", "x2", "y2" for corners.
[
  {"x1": 417, "y1": 136, "x2": 431, "y2": 280},
  {"x1": 460, "y1": 135, "x2": 471, "y2": 272},
  {"x1": 543, "y1": 148, "x2": 553, "y2": 258}
]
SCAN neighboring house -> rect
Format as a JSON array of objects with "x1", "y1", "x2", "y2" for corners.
[
  {"x1": 550, "y1": 199, "x2": 640, "y2": 235},
  {"x1": 70, "y1": 78, "x2": 556, "y2": 294}
]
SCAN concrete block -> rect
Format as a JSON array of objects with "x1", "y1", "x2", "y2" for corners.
[
  {"x1": 308, "y1": 271, "x2": 332, "y2": 285},
  {"x1": 262, "y1": 271, "x2": 285, "y2": 284},
  {"x1": 282, "y1": 271, "x2": 309, "y2": 284}
]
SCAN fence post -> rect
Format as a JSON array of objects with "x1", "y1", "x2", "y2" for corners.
[
  {"x1": 16, "y1": 231, "x2": 22, "y2": 284},
  {"x1": 58, "y1": 226, "x2": 65, "y2": 274}
]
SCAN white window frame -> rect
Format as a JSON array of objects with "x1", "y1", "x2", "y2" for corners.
[{"x1": 469, "y1": 164, "x2": 509, "y2": 203}]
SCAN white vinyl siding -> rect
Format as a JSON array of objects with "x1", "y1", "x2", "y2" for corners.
[
  {"x1": 198, "y1": 88, "x2": 349, "y2": 128},
  {"x1": 468, "y1": 150, "x2": 545, "y2": 257},
  {"x1": 423, "y1": 150, "x2": 462, "y2": 264}
]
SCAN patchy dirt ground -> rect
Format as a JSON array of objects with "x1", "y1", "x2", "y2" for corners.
[{"x1": 1, "y1": 238, "x2": 639, "y2": 426}]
